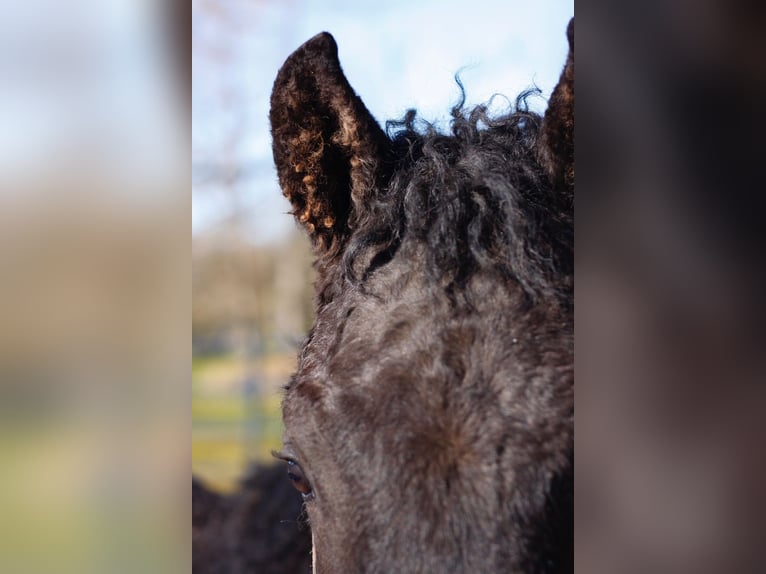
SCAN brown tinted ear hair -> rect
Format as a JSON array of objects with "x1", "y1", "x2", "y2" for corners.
[
  {"x1": 540, "y1": 18, "x2": 574, "y2": 194},
  {"x1": 270, "y1": 32, "x2": 389, "y2": 254}
]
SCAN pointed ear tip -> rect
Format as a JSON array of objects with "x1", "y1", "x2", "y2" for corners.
[
  {"x1": 294, "y1": 31, "x2": 338, "y2": 61},
  {"x1": 308, "y1": 31, "x2": 337, "y2": 50},
  {"x1": 271, "y1": 32, "x2": 340, "y2": 109},
  {"x1": 567, "y1": 18, "x2": 573, "y2": 48},
  {"x1": 272, "y1": 32, "x2": 339, "y2": 91}
]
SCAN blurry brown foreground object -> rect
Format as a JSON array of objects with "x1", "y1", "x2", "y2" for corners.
[{"x1": 192, "y1": 464, "x2": 312, "y2": 574}]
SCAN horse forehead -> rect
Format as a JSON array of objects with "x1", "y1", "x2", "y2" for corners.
[{"x1": 290, "y1": 286, "x2": 534, "y2": 409}]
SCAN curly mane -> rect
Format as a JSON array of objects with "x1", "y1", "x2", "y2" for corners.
[{"x1": 343, "y1": 89, "x2": 573, "y2": 300}]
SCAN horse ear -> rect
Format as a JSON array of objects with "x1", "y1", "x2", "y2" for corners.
[
  {"x1": 540, "y1": 18, "x2": 574, "y2": 193},
  {"x1": 270, "y1": 32, "x2": 388, "y2": 253}
]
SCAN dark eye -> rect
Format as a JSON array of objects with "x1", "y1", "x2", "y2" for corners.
[{"x1": 286, "y1": 460, "x2": 314, "y2": 499}]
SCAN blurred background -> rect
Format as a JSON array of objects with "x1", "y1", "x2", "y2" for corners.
[
  {"x1": 191, "y1": 0, "x2": 573, "y2": 492},
  {"x1": 0, "y1": 1, "x2": 188, "y2": 573}
]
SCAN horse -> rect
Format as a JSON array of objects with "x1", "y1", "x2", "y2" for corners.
[
  {"x1": 192, "y1": 465, "x2": 312, "y2": 573},
  {"x1": 270, "y1": 19, "x2": 573, "y2": 573}
]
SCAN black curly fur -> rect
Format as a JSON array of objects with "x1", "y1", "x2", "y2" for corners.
[
  {"x1": 269, "y1": 22, "x2": 574, "y2": 574},
  {"x1": 343, "y1": 89, "x2": 572, "y2": 302},
  {"x1": 192, "y1": 465, "x2": 312, "y2": 574}
]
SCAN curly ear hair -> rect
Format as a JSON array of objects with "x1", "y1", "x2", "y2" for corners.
[{"x1": 270, "y1": 33, "x2": 390, "y2": 257}]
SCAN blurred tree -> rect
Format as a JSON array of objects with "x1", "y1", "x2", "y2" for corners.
[{"x1": 192, "y1": 229, "x2": 313, "y2": 357}]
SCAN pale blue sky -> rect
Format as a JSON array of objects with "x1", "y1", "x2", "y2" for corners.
[{"x1": 192, "y1": 0, "x2": 574, "y2": 242}]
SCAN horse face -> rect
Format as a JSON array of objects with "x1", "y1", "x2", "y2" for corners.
[{"x1": 270, "y1": 23, "x2": 573, "y2": 573}]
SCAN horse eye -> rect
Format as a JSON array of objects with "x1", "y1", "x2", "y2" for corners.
[{"x1": 286, "y1": 460, "x2": 313, "y2": 499}]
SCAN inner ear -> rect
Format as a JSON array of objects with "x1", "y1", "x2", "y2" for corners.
[
  {"x1": 270, "y1": 32, "x2": 389, "y2": 254},
  {"x1": 539, "y1": 18, "x2": 574, "y2": 194}
]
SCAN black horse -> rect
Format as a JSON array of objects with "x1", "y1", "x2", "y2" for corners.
[
  {"x1": 270, "y1": 19, "x2": 573, "y2": 573},
  {"x1": 192, "y1": 465, "x2": 312, "y2": 573}
]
